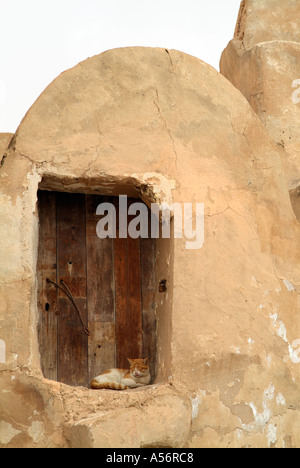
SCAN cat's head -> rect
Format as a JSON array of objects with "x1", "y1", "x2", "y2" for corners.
[{"x1": 128, "y1": 358, "x2": 149, "y2": 377}]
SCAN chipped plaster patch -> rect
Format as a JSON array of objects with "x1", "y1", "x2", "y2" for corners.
[
  {"x1": 248, "y1": 338, "x2": 255, "y2": 348},
  {"x1": 28, "y1": 421, "x2": 44, "y2": 443},
  {"x1": 0, "y1": 421, "x2": 21, "y2": 444},
  {"x1": 267, "y1": 423, "x2": 277, "y2": 448},
  {"x1": 290, "y1": 340, "x2": 300, "y2": 364},
  {"x1": 242, "y1": 383, "x2": 286, "y2": 445},
  {"x1": 269, "y1": 313, "x2": 300, "y2": 363},
  {"x1": 191, "y1": 394, "x2": 201, "y2": 419},
  {"x1": 283, "y1": 279, "x2": 295, "y2": 292},
  {"x1": 269, "y1": 312, "x2": 287, "y2": 342},
  {"x1": 129, "y1": 172, "x2": 176, "y2": 206},
  {"x1": 190, "y1": 391, "x2": 206, "y2": 420},
  {"x1": 0, "y1": 339, "x2": 5, "y2": 363},
  {"x1": 276, "y1": 393, "x2": 286, "y2": 406},
  {"x1": 243, "y1": 383, "x2": 275, "y2": 433}
]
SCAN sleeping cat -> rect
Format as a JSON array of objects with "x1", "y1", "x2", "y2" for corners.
[{"x1": 90, "y1": 358, "x2": 151, "y2": 390}]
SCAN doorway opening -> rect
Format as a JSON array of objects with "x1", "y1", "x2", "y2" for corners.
[{"x1": 37, "y1": 190, "x2": 159, "y2": 387}]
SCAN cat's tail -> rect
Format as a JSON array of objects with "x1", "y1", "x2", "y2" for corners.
[{"x1": 90, "y1": 379, "x2": 127, "y2": 390}]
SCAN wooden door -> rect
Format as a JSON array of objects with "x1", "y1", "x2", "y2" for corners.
[{"x1": 37, "y1": 190, "x2": 156, "y2": 386}]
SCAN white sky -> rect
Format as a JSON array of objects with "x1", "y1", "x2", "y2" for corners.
[{"x1": 0, "y1": 0, "x2": 241, "y2": 133}]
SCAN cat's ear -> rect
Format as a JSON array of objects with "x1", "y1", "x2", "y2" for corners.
[
  {"x1": 127, "y1": 358, "x2": 133, "y2": 364},
  {"x1": 143, "y1": 357, "x2": 148, "y2": 365}
]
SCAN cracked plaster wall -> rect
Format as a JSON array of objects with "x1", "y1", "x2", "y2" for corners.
[
  {"x1": 0, "y1": 43, "x2": 300, "y2": 447},
  {"x1": 221, "y1": 0, "x2": 300, "y2": 191}
]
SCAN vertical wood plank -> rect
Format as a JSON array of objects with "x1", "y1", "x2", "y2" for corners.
[
  {"x1": 56, "y1": 192, "x2": 88, "y2": 386},
  {"x1": 88, "y1": 322, "x2": 116, "y2": 381},
  {"x1": 86, "y1": 195, "x2": 115, "y2": 323},
  {"x1": 114, "y1": 198, "x2": 143, "y2": 369},
  {"x1": 58, "y1": 298, "x2": 88, "y2": 386},
  {"x1": 37, "y1": 190, "x2": 58, "y2": 381},
  {"x1": 140, "y1": 237, "x2": 157, "y2": 383},
  {"x1": 114, "y1": 236, "x2": 129, "y2": 369},
  {"x1": 86, "y1": 195, "x2": 116, "y2": 380},
  {"x1": 127, "y1": 235, "x2": 143, "y2": 357},
  {"x1": 56, "y1": 193, "x2": 87, "y2": 297}
]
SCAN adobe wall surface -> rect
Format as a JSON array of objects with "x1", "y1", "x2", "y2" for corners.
[
  {"x1": 234, "y1": 0, "x2": 300, "y2": 49},
  {"x1": 1, "y1": 42, "x2": 300, "y2": 447},
  {"x1": 221, "y1": 0, "x2": 300, "y2": 188}
]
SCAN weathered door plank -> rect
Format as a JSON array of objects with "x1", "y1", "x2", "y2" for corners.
[
  {"x1": 86, "y1": 195, "x2": 116, "y2": 380},
  {"x1": 56, "y1": 192, "x2": 88, "y2": 386},
  {"x1": 37, "y1": 190, "x2": 58, "y2": 381},
  {"x1": 114, "y1": 198, "x2": 143, "y2": 369},
  {"x1": 140, "y1": 236, "x2": 157, "y2": 382}
]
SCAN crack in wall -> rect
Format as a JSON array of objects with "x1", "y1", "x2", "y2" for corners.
[{"x1": 153, "y1": 89, "x2": 178, "y2": 175}]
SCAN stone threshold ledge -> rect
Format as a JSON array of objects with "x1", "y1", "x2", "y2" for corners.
[{"x1": 0, "y1": 369, "x2": 191, "y2": 448}]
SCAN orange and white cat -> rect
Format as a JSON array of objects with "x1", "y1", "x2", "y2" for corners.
[{"x1": 90, "y1": 358, "x2": 151, "y2": 390}]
